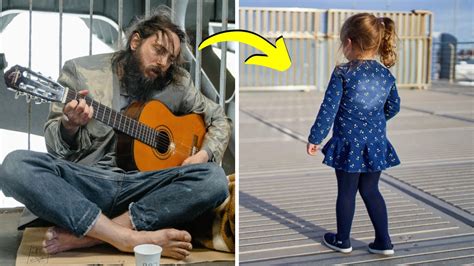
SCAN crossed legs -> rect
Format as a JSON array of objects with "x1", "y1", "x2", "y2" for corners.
[{"x1": 0, "y1": 150, "x2": 228, "y2": 259}]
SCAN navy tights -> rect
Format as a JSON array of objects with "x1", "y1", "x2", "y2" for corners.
[{"x1": 335, "y1": 170, "x2": 391, "y2": 247}]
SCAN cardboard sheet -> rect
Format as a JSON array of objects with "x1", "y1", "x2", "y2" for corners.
[{"x1": 16, "y1": 228, "x2": 234, "y2": 265}]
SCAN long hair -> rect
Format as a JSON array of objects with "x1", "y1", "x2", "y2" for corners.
[
  {"x1": 112, "y1": 6, "x2": 187, "y2": 85},
  {"x1": 340, "y1": 13, "x2": 398, "y2": 68}
]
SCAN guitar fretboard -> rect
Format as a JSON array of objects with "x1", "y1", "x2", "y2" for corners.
[{"x1": 66, "y1": 89, "x2": 158, "y2": 148}]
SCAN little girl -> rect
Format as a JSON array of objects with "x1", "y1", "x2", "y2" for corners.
[{"x1": 307, "y1": 13, "x2": 400, "y2": 255}]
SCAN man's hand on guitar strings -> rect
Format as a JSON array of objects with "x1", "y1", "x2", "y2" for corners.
[
  {"x1": 181, "y1": 150, "x2": 209, "y2": 166},
  {"x1": 61, "y1": 90, "x2": 94, "y2": 136}
]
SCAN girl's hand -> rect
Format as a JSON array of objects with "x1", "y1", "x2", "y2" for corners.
[{"x1": 307, "y1": 143, "x2": 320, "y2": 156}]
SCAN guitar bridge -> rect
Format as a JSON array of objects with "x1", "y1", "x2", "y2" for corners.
[{"x1": 169, "y1": 142, "x2": 176, "y2": 153}]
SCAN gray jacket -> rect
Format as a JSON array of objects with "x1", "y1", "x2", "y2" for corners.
[{"x1": 44, "y1": 53, "x2": 231, "y2": 170}]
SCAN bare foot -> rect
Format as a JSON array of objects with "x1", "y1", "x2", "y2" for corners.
[
  {"x1": 42, "y1": 227, "x2": 102, "y2": 254},
  {"x1": 124, "y1": 229, "x2": 193, "y2": 260},
  {"x1": 42, "y1": 226, "x2": 193, "y2": 260}
]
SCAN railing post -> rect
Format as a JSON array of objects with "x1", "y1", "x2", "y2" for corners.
[
  {"x1": 59, "y1": 0, "x2": 63, "y2": 73},
  {"x1": 195, "y1": 0, "x2": 203, "y2": 91},
  {"x1": 27, "y1": 0, "x2": 33, "y2": 150},
  {"x1": 170, "y1": 0, "x2": 176, "y2": 22},
  {"x1": 426, "y1": 13, "x2": 433, "y2": 88},
  {"x1": 145, "y1": 0, "x2": 150, "y2": 17},
  {"x1": 118, "y1": 0, "x2": 123, "y2": 50},
  {"x1": 448, "y1": 43, "x2": 455, "y2": 82},
  {"x1": 89, "y1": 0, "x2": 94, "y2": 55},
  {"x1": 219, "y1": 0, "x2": 228, "y2": 107}
]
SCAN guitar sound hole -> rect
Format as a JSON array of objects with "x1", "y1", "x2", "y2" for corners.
[{"x1": 156, "y1": 130, "x2": 170, "y2": 154}]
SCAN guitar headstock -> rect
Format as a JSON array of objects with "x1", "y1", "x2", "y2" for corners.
[{"x1": 4, "y1": 65, "x2": 67, "y2": 104}]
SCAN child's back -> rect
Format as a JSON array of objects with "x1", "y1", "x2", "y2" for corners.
[
  {"x1": 309, "y1": 60, "x2": 400, "y2": 172},
  {"x1": 307, "y1": 12, "x2": 400, "y2": 256}
]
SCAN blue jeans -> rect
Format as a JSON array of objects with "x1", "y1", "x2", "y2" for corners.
[
  {"x1": 0, "y1": 150, "x2": 228, "y2": 236},
  {"x1": 335, "y1": 170, "x2": 392, "y2": 247}
]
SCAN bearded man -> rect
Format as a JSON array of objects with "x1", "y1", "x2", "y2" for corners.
[{"x1": 0, "y1": 7, "x2": 230, "y2": 260}]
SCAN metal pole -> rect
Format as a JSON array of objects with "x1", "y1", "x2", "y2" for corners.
[
  {"x1": 118, "y1": 0, "x2": 123, "y2": 50},
  {"x1": 28, "y1": 1, "x2": 32, "y2": 70},
  {"x1": 145, "y1": 0, "x2": 150, "y2": 17},
  {"x1": 195, "y1": 0, "x2": 203, "y2": 91},
  {"x1": 27, "y1": 0, "x2": 33, "y2": 150},
  {"x1": 59, "y1": 0, "x2": 63, "y2": 72},
  {"x1": 0, "y1": 0, "x2": 2, "y2": 30},
  {"x1": 453, "y1": 0, "x2": 458, "y2": 39},
  {"x1": 89, "y1": 0, "x2": 93, "y2": 55},
  {"x1": 449, "y1": 43, "x2": 455, "y2": 82},
  {"x1": 426, "y1": 13, "x2": 433, "y2": 86},
  {"x1": 219, "y1": 0, "x2": 228, "y2": 107},
  {"x1": 170, "y1": 0, "x2": 176, "y2": 22}
]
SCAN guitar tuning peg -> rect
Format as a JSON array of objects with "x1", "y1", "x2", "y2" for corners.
[
  {"x1": 14, "y1": 91, "x2": 21, "y2": 99},
  {"x1": 34, "y1": 97, "x2": 44, "y2": 104},
  {"x1": 25, "y1": 94, "x2": 32, "y2": 103}
]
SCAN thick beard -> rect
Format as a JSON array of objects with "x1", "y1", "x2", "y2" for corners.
[{"x1": 121, "y1": 50, "x2": 167, "y2": 101}]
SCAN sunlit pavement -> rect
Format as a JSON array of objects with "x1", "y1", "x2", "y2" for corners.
[{"x1": 239, "y1": 82, "x2": 474, "y2": 265}]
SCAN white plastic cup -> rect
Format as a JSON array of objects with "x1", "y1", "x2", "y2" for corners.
[{"x1": 134, "y1": 244, "x2": 163, "y2": 266}]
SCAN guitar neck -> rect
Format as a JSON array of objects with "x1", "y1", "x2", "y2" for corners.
[{"x1": 65, "y1": 89, "x2": 157, "y2": 147}]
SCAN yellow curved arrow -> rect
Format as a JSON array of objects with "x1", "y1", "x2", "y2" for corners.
[{"x1": 198, "y1": 30, "x2": 291, "y2": 72}]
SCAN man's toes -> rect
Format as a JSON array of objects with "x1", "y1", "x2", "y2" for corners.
[
  {"x1": 166, "y1": 229, "x2": 191, "y2": 242},
  {"x1": 164, "y1": 249, "x2": 189, "y2": 260},
  {"x1": 42, "y1": 239, "x2": 58, "y2": 248},
  {"x1": 172, "y1": 241, "x2": 192, "y2": 251},
  {"x1": 43, "y1": 244, "x2": 59, "y2": 254},
  {"x1": 45, "y1": 227, "x2": 57, "y2": 240},
  {"x1": 175, "y1": 248, "x2": 190, "y2": 258},
  {"x1": 181, "y1": 231, "x2": 192, "y2": 242}
]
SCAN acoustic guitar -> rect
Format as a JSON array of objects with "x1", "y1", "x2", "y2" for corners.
[{"x1": 4, "y1": 65, "x2": 206, "y2": 171}]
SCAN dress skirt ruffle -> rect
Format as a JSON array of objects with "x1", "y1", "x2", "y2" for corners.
[{"x1": 321, "y1": 137, "x2": 400, "y2": 173}]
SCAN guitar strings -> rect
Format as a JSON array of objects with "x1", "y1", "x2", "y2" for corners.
[
  {"x1": 92, "y1": 104, "x2": 198, "y2": 153},
  {"x1": 70, "y1": 90, "x2": 201, "y2": 155},
  {"x1": 90, "y1": 104, "x2": 196, "y2": 151}
]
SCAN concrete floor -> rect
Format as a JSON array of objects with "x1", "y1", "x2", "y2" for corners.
[
  {"x1": 0, "y1": 209, "x2": 23, "y2": 266},
  {"x1": 1, "y1": 81, "x2": 472, "y2": 265},
  {"x1": 239, "y1": 82, "x2": 474, "y2": 265}
]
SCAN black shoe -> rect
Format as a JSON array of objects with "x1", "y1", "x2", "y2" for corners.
[
  {"x1": 322, "y1": 233, "x2": 352, "y2": 253},
  {"x1": 368, "y1": 242, "x2": 394, "y2": 255}
]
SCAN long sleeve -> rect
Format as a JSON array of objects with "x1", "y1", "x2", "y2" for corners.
[
  {"x1": 44, "y1": 60, "x2": 113, "y2": 161},
  {"x1": 384, "y1": 83, "x2": 400, "y2": 121},
  {"x1": 43, "y1": 60, "x2": 94, "y2": 159},
  {"x1": 308, "y1": 68, "x2": 344, "y2": 145},
  {"x1": 181, "y1": 76, "x2": 232, "y2": 163}
]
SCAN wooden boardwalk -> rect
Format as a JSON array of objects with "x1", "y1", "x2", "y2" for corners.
[{"x1": 239, "y1": 83, "x2": 474, "y2": 265}]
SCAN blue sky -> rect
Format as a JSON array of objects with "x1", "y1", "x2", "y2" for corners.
[{"x1": 240, "y1": 0, "x2": 474, "y2": 42}]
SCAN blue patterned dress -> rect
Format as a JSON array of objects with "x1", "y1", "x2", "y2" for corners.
[{"x1": 308, "y1": 60, "x2": 401, "y2": 173}]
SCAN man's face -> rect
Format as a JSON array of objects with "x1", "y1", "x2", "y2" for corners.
[{"x1": 131, "y1": 30, "x2": 181, "y2": 80}]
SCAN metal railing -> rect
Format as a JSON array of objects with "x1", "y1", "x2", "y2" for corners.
[
  {"x1": 1, "y1": 1, "x2": 235, "y2": 171},
  {"x1": 240, "y1": 8, "x2": 433, "y2": 91},
  {"x1": 0, "y1": 0, "x2": 233, "y2": 132},
  {"x1": 432, "y1": 41, "x2": 474, "y2": 82}
]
